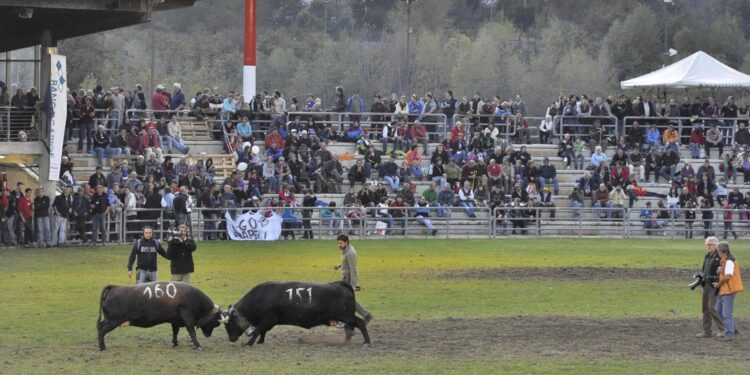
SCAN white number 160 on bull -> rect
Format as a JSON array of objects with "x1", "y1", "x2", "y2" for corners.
[{"x1": 285, "y1": 287, "x2": 312, "y2": 303}]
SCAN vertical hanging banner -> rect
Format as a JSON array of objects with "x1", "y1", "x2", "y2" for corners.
[{"x1": 48, "y1": 54, "x2": 67, "y2": 181}]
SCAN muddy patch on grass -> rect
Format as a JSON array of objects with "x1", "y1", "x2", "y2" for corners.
[
  {"x1": 292, "y1": 316, "x2": 750, "y2": 363},
  {"x1": 439, "y1": 267, "x2": 696, "y2": 282}
]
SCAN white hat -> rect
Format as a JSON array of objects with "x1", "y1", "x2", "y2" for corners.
[
  {"x1": 251, "y1": 196, "x2": 259, "y2": 200},
  {"x1": 156, "y1": 84, "x2": 165, "y2": 90},
  {"x1": 173, "y1": 83, "x2": 181, "y2": 89},
  {"x1": 301, "y1": 130, "x2": 308, "y2": 135},
  {"x1": 242, "y1": 142, "x2": 252, "y2": 150},
  {"x1": 237, "y1": 162, "x2": 248, "y2": 172},
  {"x1": 251, "y1": 145, "x2": 260, "y2": 155}
]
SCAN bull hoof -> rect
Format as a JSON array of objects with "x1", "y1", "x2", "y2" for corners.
[
  {"x1": 194, "y1": 346, "x2": 203, "y2": 351},
  {"x1": 172, "y1": 343, "x2": 178, "y2": 348},
  {"x1": 99, "y1": 347, "x2": 106, "y2": 352},
  {"x1": 363, "y1": 343, "x2": 371, "y2": 348}
]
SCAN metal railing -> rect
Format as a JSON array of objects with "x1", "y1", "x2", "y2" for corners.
[
  {"x1": 622, "y1": 116, "x2": 740, "y2": 148},
  {"x1": 553, "y1": 115, "x2": 619, "y2": 140},
  {"x1": 287, "y1": 111, "x2": 447, "y2": 143},
  {"x1": 451, "y1": 113, "x2": 515, "y2": 141},
  {"x1": 0, "y1": 106, "x2": 41, "y2": 142},
  {"x1": 16, "y1": 203, "x2": 748, "y2": 245}
]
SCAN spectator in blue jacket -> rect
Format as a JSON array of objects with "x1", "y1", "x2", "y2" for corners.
[
  {"x1": 414, "y1": 196, "x2": 438, "y2": 236},
  {"x1": 645, "y1": 124, "x2": 661, "y2": 150}
]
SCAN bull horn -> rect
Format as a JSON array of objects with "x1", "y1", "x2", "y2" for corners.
[{"x1": 218, "y1": 314, "x2": 230, "y2": 324}]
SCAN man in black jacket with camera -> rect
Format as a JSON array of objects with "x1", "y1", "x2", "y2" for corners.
[
  {"x1": 696, "y1": 236, "x2": 724, "y2": 338},
  {"x1": 166, "y1": 225, "x2": 196, "y2": 283}
]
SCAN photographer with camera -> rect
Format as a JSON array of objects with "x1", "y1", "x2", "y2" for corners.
[
  {"x1": 695, "y1": 236, "x2": 724, "y2": 338},
  {"x1": 165, "y1": 224, "x2": 197, "y2": 283}
]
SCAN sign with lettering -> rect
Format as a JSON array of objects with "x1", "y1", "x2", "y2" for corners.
[{"x1": 225, "y1": 210, "x2": 281, "y2": 241}]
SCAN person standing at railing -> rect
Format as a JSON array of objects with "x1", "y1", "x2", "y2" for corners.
[
  {"x1": 346, "y1": 90, "x2": 364, "y2": 123},
  {"x1": 393, "y1": 96, "x2": 408, "y2": 123},
  {"x1": 33, "y1": 188, "x2": 51, "y2": 248},
  {"x1": 51, "y1": 186, "x2": 72, "y2": 247},
  {"x1": 151, "y1": 85, "x2": 169, "y2": 119},
  {"x1": 77, "y1": 96, "x2": 96, "y2": 153},
  {"x1": 89, "y1": 185, "x2": 110, "y2": 246},
  {"x1": 407, "y1": 95, "x2": 423, "y2": 123}
]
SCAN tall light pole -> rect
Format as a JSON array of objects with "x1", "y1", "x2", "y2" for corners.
[{"x1": 403, "y1": 0, "x2": 417, "y2": 94}]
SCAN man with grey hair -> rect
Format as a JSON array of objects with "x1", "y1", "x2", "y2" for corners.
[
  {"x1": 696, "y1": 236, "x2": 724, "y2": 338},
  {"x1": 713, "y1": 241, "x2": 743, "y2": 341}
]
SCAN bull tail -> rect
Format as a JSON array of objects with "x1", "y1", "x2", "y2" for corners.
[{"x1": 98, "y1": 285, "x2": 114, "y2": 323}]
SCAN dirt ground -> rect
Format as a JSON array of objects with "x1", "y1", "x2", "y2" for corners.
[
  {"x1": 438, "y1": 267, "x2": 698, "y2": 282},
  {"x1": 293, "y1": 316, "x2": 749, "y2": 363}
]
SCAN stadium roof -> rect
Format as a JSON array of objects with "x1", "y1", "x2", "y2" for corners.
[
  {"x1": 0, "y1": 0, "x2": 197, "y2": 52},
  {"x1": 620, "y1": 51, "x2": 750, "y2": 89}
]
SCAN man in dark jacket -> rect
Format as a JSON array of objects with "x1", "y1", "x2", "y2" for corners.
[
  {"x1": 696, "y1": 236, "x2": 724, "y2": 338},
  {"x1": 71, "y1": 186, "x2": 91, "y2": 244},
  {"x1": 127, "y1": 226, "x2": 168, "y2": 284},
  {"x1": 165, "y1": 225, "x2": 196, "y2": 283}
]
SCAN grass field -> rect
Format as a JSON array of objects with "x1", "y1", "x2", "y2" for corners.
[{"x1": 0, "y1": 238, "x2": 748, "y2": 374}]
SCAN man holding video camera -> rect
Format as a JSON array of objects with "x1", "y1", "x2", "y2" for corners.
[
  {"x1": 696, "y1": 236, "x2": 723, "y2": 338},
  {"x1": 165, "y1": 224, "x2": 197, "y2": 283}
]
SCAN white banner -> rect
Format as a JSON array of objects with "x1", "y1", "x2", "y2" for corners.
[
  {"x1": 225, "y1": 210, "x2": 282, "y2": 241},
  {"x1": 48, "y1": 54, "x2": 67, "y2": 181}
]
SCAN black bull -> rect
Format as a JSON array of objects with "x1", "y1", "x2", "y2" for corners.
[
  {"x1": 222, "y1": 281, "x2": 371, "y2": 346},
  {"x1": 97, "y1": 282, "x2": 223, "y2": 351}
]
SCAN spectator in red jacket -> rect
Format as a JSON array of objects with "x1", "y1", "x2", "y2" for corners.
[
  {"x1": 409, "y1": 120, "x2": 429, "y2": 155},
  {"x1": 17, "y1": 188, "x2": 33, "y2": 245},
  {"x1": 140, "y1": 127, "x2": 163, "y2": 161},
  {"x1": 264, "y1": 128, "x2": 284, "y2": 150},
  {"x1": 690, "y1": 126, "x2": 705, "y2": 159}
]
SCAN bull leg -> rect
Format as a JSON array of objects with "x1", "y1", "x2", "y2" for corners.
[
  {"x1": 257, "y1": 332, "x2": 266, "y2": 344},
  {"x1": 179, "y1": 309, "x2": 202, "y2": 350},
  {"x1": 97, "y1": 318, "x2": 128, "y2": 351},
  {"x1": 353, "y1": 317, "x2": 371, "y2": 345},
  {"x1": 245, "y1": 319, "x2": 276, "y2": 347},
  {"x1": 171, "y1": 324, "x2": 180, "y2": 347}
]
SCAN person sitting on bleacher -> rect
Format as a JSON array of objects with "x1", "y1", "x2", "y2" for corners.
[
  {"x1": 112, "y1": 128, "x2": 132, "y2": 156},
  {"x1": 593, "y1": 183, "x2": 612, "y2": 220},
  {"x1": 414, "y1": 196, "x2": 438, "y2": 236},
  {"x1": 457, "y1": 181, "x2": 477, "y2": 218},
  {"x1": 704, "y1": 124, "x2": 724, "y2": 158},
  {"x1": 626, "y1": 121, "x2": 646, "y2": 151},
  {"x1": 640, "y1": 201, "x2": 658, "y2": 232},
  {"x1": 92, "y1": 125, "x2": 121, "y2": 167},
  {"x1": 657, "y1": 147, "x2": 680, "y2": 183},
  {"x1": 645, "y1": 124, "x2": 660, "y2": 151},
  {"x1": 140, "y1": 127, "x2": 163, "y2": 162},
  {"x1": 662, "y1": 123, "x2": 680, "y2": 154},
  {"x1": 165, "y1": 115, "x2": 190, "y2": 154},
  {"x1": 588, "y1": 145, "x2": 607, "y2": 171},
  {"x1": 234, "y1": 116, "x2": 253, "y2": 144},
  {"x1": 588, "y1": 121, "x2": 610, "y2": 153}
]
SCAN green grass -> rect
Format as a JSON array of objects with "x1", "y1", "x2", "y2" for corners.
[{"x1": 0, "y1": 238, "x2": 748, "y2": 374}]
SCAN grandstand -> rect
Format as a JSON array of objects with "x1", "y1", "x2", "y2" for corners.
[{"x1": 2, "y1": 90, "x2": 748, "y2": 244}]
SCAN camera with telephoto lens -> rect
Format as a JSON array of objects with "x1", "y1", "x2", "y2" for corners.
[
  {"x1": 164, "y1": 224, "x2": 180, "y2": 242},
  {"x1": 688, "y1": 272, "x2": 704, "y2": 290}
]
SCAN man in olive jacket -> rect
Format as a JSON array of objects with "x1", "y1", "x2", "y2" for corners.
[
  {"x1": 332, "y1": 234, "x2": 373, "y2": 324},
  {"x1": 166, "y1": 225, "x2": 197, "y2": 283}
]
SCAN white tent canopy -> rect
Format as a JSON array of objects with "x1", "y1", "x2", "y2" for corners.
[{"x1": 620, "y1": 51, "x2": 750, "y2": 89}]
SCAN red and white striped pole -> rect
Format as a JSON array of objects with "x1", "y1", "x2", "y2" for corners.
[{"x1": 243, "y1": 0, "x2": 256, "y2": 100}]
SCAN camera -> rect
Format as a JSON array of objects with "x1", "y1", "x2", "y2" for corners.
[{"x1": 688, "y1": 272, "x2": 704, "y2": 290}]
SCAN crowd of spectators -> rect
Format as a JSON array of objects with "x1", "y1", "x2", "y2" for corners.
[{"x1": 5, "y1": 81, "x2": 750, "y2": 243}]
